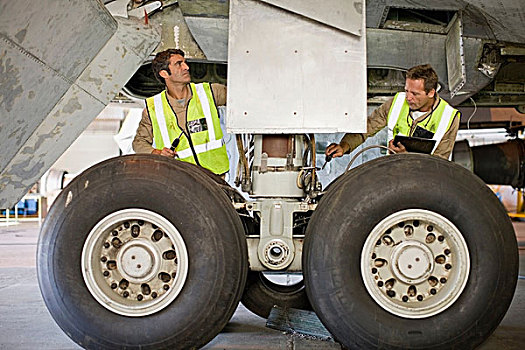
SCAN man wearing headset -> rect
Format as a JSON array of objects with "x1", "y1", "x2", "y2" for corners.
[
  {"x1": 326, "y1": 64, "x2": 461, "y2": 160},
  {"x1": 132, "y1": 48, "x2": 229, "y2": 175}
]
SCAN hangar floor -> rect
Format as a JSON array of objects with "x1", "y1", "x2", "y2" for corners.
[{"x1": 0, "y1": 221, "x2": 523, "y2": 349}]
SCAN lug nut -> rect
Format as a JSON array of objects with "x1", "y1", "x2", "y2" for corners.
[
  {"x1": 428, "y1": 276, "x2": 438, "y2": 287},
  {"x1": 111, "y1": 237, "x2": 122, "y2": 249},
  {"x1": 107, "y1": 260, "x2": 117, "y2": 270},
  {"x1": 152, "y1": 230, "x2": 163, "y2": 242},
  {"x1": 435, "y1": 255, "x2": 446, "y2": 264},
  {"x1": 119, "y1": 279, "x2": 129, "y2": 290},
  {"x1": 158, "y1": 272, "x2": 171, "y2": 283},
  {"x1": 382, "y1": 235, "x2": 393, "y2": 245},
  {"x1": 374, "y1": 258, "x2": 387, "y2": 267},
  {"x1": 162, "y1": 250, "x2": 176, "y2": 260},
  {"x1": 141, "y1": 283, "x2": 151, "y2": 295},
  {"x1": 426, "y1": 233, "x2": 436, "y2": 243},
  {"x1": 131, "y1": 225, "x2": 140, "y2": 238}
]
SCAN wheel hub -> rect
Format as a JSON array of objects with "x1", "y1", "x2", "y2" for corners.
[
  {"x1": 118, "y1": 240, "x2": 158, "y2": 282},
  {"x1": 392, "y1": 241, "x2": 433, "y2": 284},
  {"x1": 360, "y1": 209, "x2": 470, "y2": 319},
  {"x1": 82, "y1": 209, "x2": 189, "y2": 317}
]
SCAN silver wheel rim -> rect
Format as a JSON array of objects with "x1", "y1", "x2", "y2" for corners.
[
  {"x1": 82, "y1": 209, "x2": 189, "y2": 317},
  {"x1": 361, "y1": 209, "x2": 470, "y2": 319}
]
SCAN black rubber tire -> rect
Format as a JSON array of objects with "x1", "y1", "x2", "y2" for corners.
[
  {"x1": 241, "y1": 271, "x2": 312, "y2": 318},
  {"x1": 37, "y1": 155, "x2": 248, "y2": 350},
  {"x1": 303, "y1": 154, "x2": 519, "y2": 350}
]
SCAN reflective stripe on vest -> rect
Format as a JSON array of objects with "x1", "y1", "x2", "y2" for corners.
[
  {"x1": 176, "y1": 139, "x2": 224, "y2": 159},
  {"x1": 387, "y1": 92, "x2": 457, "y2": 154},
  {"x1": 152, "y1": 93, "x2": 171, "y2": 147}
]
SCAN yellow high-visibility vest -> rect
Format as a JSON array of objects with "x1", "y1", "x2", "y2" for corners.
[
  {"x1": 146, "y1": 83, "x2": 229, "y2": 174},
  {"x1": 387, "y1": 92, "x2": 458, "y2": 154}
]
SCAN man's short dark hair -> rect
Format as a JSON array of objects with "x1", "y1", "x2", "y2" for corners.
[
  {"x1": 152, "y1": 48, "x2": 185, "y2": 84},
  {"x1": 406, "y1": 64, "x2": 438, "y2": 93}
]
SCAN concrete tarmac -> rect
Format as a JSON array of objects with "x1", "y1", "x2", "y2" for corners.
[{"x1": 0, "y1": 221, "x2": 523, "y2": 349}]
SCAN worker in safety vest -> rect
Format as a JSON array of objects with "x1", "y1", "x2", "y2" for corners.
[
  {"x1": 133, "y1": 48, "x2": 229, "y2": 175},
  {"x1": 326, "y1": 64, "x2": 461, "y2": 160}
]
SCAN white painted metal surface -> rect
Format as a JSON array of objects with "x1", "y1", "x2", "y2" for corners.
[
  {"x1": 227, "y1": 0, "x2": 367, "y2": 134},
  {"x1": 360, "y1": 209, "x2": 470, "y2": 319},
  {"x1": 260, "y1": 0, "x2": 363, "y2": 36}
]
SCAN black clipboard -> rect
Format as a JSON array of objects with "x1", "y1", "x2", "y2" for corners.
[{"x1": 393, "y1": 135, "x2": 436, "y2": 154}]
